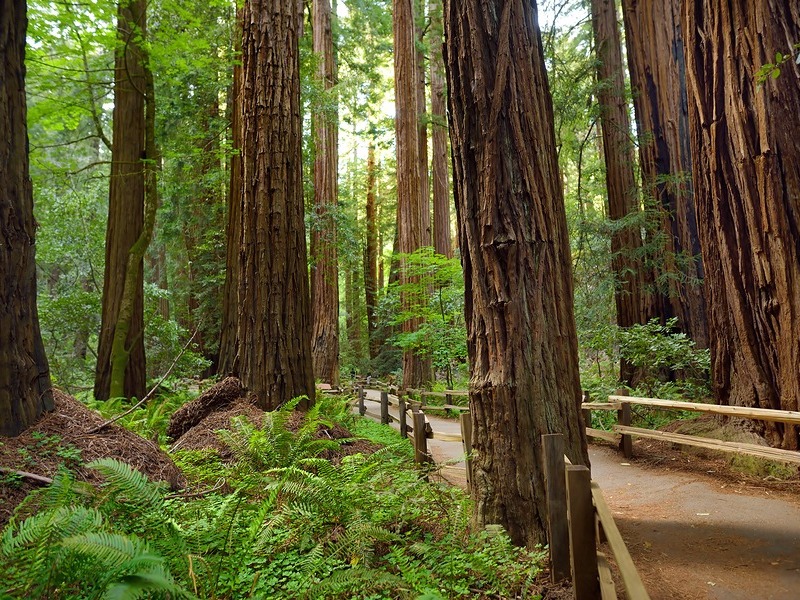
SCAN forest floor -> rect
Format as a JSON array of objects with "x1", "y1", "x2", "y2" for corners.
[{"x1": 361, "y1": 390, "x2": 800, "y2": 600}]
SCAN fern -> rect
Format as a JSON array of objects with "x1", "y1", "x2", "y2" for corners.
[{"x1": 87, "y1": 458, "x2": 166, "y2": 512}]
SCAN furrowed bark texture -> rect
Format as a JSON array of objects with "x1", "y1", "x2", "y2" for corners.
[
  {"x1": 429, "y1": 0, "x2": 451, "y2": 258},
  {"x1": 622, "y1": 0, "x2": 708, "y2": 348},
  {"x1": 95, "y1": 0, "x2": 147, "y2": 401},
  {"x1": 444, "y1": 0, "x2": 589, "y2": 548},
  {"x1": 0, "y1": 0, "x2": 54, "y2": 436},
  {"x1": 218, "y1": 15, "x2": 242, "y2": 377},
  {"x1": 591, "y1": 0, "x2": 650, "y2": 385},
  {"x1": 415, "y1": 0, "x2": 431, "y2": 248},
  {"x1": 310, "y1": 0, "x2": 340, "y2": 386},
  {"x1": 365, "y1": 143, "x2": 379, "y2": 358},
  {"x1": 684, "y1": 1, "x2": 800, "y2": 448},
  {"x1": 394, "y1": 0, "x2": 431, "y2": 389},
  {"x1": 239, "y1": 0, "x2": 314, "y2": 409}
]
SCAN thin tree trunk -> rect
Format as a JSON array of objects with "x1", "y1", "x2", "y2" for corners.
[
  {"x1": 683, "y1": 0, "x2": 800, "y2": 449},
  {"x1": 0, "y1": 0, "x2": 54, "y2": 436},
  {"x1": 365, "y1": 143, "x2": 379, "y2": 359},
  {"x1": 429, "y1": 0, "x2": 451, "y2": 258},
  {"x1": 95, "y1": 0, "x2": 147, "y2": 401},
  {"x1": 238, "y1": 0, "x2": 314, "y2": 409},
  {"x1": 415, "y1": 0, "x2": 431, "y2": 247},
  {"x1": 395, "y1": 0, "x2": 431, "y2": 390},
  {"x1": 622, "y1": 0, "x2": 707, "y2": 348},
  {"x1": 109, "y1": 30, "x2": 158, "y2": 401},
  {"x1": 310, "y1": 0, "x2": 340, "y2": 386},
  {"x1": 444, "y1": 0, "x2": 589, "y2": 548},
  {"x1": 591, "y1": 0, "x2": 649, "y2": 385},
  {"x1": 218, "y1": 13, "x2": 242, "y2": 377}
]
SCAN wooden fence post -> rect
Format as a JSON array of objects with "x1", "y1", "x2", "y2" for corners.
[
  {"x1": 542, "y1": 434, "x2": 570, "y2": 584},
  {"x1": 380, "y1": 391, "x2": 389, "y2": 425},
  {"x1": 460, "y1": 411, "x2": 472, "y2": 490},
  {"x1": 358, "y1": 386, "x2": 365, "y2": 416},
  {"x1": 566, "y1": 465, "x2": 599, "y2": 600},
  {"x1": 399, "y1": 397, "x2": 408, "y2": 438},
  {"x1": 616, "y1": 388, "x2": 632, "y2": 459},
  {"x1": 582, "y1": 390, "x2": 592, "y2": 430},
  {"x1": 413, "y1": 412, "x2": 431, "y2": 469}
]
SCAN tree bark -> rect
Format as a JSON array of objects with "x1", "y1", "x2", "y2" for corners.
[
  {"x1": 310, "y1": 0, "x2": 340, "y2": 386},
  {"x1": 683, "y1": 1, "x2": 800, "y2": 448},
  {"x1": 591, "y1": 0, "x2": 650, "y2": 385},
  {"x1": 94, "y1": 0, "x2": 147, "y2": 401},
  {"x1": 218, "y1": 13, "x2": 242, "y2": 377},
  {"x1": 365, "y1": 143, "x2": 379, "y2": 359},
  {"x1": 238, "y1": 0, "x2": 314, "y2": 409},
  {"x1": 444, "y1": 0, "x2": 589, "y2": 548},
  {"x1": 429, "y1": 0, "x2": 451, "y2": 258},
  {"x1": 394, "y1": 0, "x2": 431, "y2": 389},
  {"x1": 622, "y1": 0, "x2": 708, "y2": 348},
  {"x1": 108, "y1": 27, "x2": 158, "y2": 401},
  {"x1": 415, "y1": 0, "x2": 431, "y2": 248},
  {"x1": 0, "y1": 0, "x2": 54, "y2": 436}
]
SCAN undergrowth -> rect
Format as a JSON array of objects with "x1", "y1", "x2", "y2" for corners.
[{"x1": 1, "y1": 395, "x2": 546, "y2": 599}]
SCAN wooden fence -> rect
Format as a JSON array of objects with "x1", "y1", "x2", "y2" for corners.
[{"x1": 583, "y1": 391, "x2": 800, "y2": 465}]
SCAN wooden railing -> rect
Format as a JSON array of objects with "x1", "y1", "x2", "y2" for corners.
[
  {"x1": 583, "y1": 391, "x2": 800, "y2": 465},
  {"x1": 542, "y1": 433, "x2": 650, "y2": 600}
]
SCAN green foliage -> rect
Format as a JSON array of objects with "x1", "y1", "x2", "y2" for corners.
[
  {"x1": 755, "y1": 44, "x2": 800, "y2": 83},
  {"x1": 3, "y1": 395, "x2": 546, "y2": 599},
  {"x1": 381, "y1": 248, "x2": 467, "y2": 387}
]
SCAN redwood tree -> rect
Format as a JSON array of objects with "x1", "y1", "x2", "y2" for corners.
[
  {"x1": 94, "y1": 0, "x2": 147, "y2": 401},
  {"x1": 444, "y1": 0, "x2": 588, "y2": 547},
  {"x1": 310, "y1": 0, "x2": 340, "y2": 386},
  {"x1": 429, "y1": 0, "x2": 451, "y2": 258},
  {"x1": 237, "y1": 0, "x2": 314, "y2": 409},
  {"x1": 622, "y1": 0, "x2": 707, "y2": 348},
  {"x1": 364, "y1": 143, "x2": 379, "y2": 358},
  {"x1": 0, "y1": 0, "x2": 54, "y2": 436},
  {"x1": 683, "y1": 1, "x2": 800, "y2": 448},
  {"x1": 591, "y1": 0, "x2": 650, "y2": 385},
  {"x1": 394, "y1": 0, "x2": 431, "y2": 389}
]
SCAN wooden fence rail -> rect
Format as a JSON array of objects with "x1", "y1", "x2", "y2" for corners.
[
  {"x1": 543, "y1": 433, "x2": 650, "y2": 600},
  {"x1": 583, "y1": 392, "x2": 800, "y2": 465}
]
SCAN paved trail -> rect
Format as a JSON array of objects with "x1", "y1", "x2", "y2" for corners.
[{"x1": 361, "y1": 390, "x2": 800, "y2": 599}]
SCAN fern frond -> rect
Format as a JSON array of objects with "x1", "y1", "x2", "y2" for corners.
[
  {"x1": 105, "y1": 569, "x2": 194, "y2": 600},
  {"x1": 87, "y1": 458, "x2": 166, "y2": 512}
]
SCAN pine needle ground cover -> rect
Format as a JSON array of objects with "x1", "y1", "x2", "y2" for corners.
[{"x1": 1, "y1": 391, "x2": 551, "y2": 599}]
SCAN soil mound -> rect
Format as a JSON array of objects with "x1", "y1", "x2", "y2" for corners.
[
  {"x1": 166, "y1": 376, "x2": 243, "y2": 441},
  {"x1": 172, "y1": 396, "x2": 379, "y2": 463},
  {"x1": 0, "y1": 390, "x2": 185, "y2": 526}
]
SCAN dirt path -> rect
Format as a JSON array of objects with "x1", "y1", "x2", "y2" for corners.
[{"x1": 360, "y1": 390, "x2": 800, "y2": 599}]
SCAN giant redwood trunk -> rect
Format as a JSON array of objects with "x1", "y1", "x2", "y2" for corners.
[
  {"x1": 394, "y1": 0, "x2": 431, "y2": 389},
  {"x1": 444, "y1": 0, "x2": 589, "y2": 547},
  {"x1": 683, "y1": 1, "x2": 800, "y2": 449},
  {"x1": 622, "y1": 0, "x2": 708, "y2": 348},
  {"x1": 415, "y1": 0, "x2": 431, "y2": 248},
  {"x1": 310, "y1": 0, "x2": 340, "y2": 386},
  {"x1": 0, "y1": 0, "x2": 54, "y2": 436},
  {"x1": 429, "y1": 0, "x2": 451, "y2": 258},
  {"x1": 238, "y1": 0, "x2": 314, "y2": 409},
  {"x1": 95, "y1": 0, "x2": 147, "y2": 401}
]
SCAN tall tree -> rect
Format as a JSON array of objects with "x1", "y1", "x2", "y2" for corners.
[
  {"x1": 415, "y1": 0, "x2": 431, "y2": 247},
  {"x1": 591, "y1": 0, "x2": 649, "y2": 384},
  {"x1": 444, "y1": 0, "x2": 589, "y2": 547},
  {"x1": 94, "y1": 0, "x2": 147, "y2": 401},
  {"x1": 310, "y1": 0, "x2": 340, "y2": 386},
  {"x1": 364, "y1": 142, "x2": 380, "y2": 358},
  {"x1": 394, "y1": 0, "x2": 431, "y2": 389},
  {"x1": 237, "y1": 0, "x2": 314, "y2": 408},
  {"x1": 622, "y1": 0, "x2": 707, "y2": 348},
  {"x1": 0, "y1": 0, "x2": 54, "y2": 436},
  {"x1": 429, "y1": 0, "x2": 451, "y2": 258},
  {"x1": 683, "y1": 1, "x2": 800, "y2": 448},
  {"x1": 218, "y1": 12, "x2": 242, "y2": 377}
]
